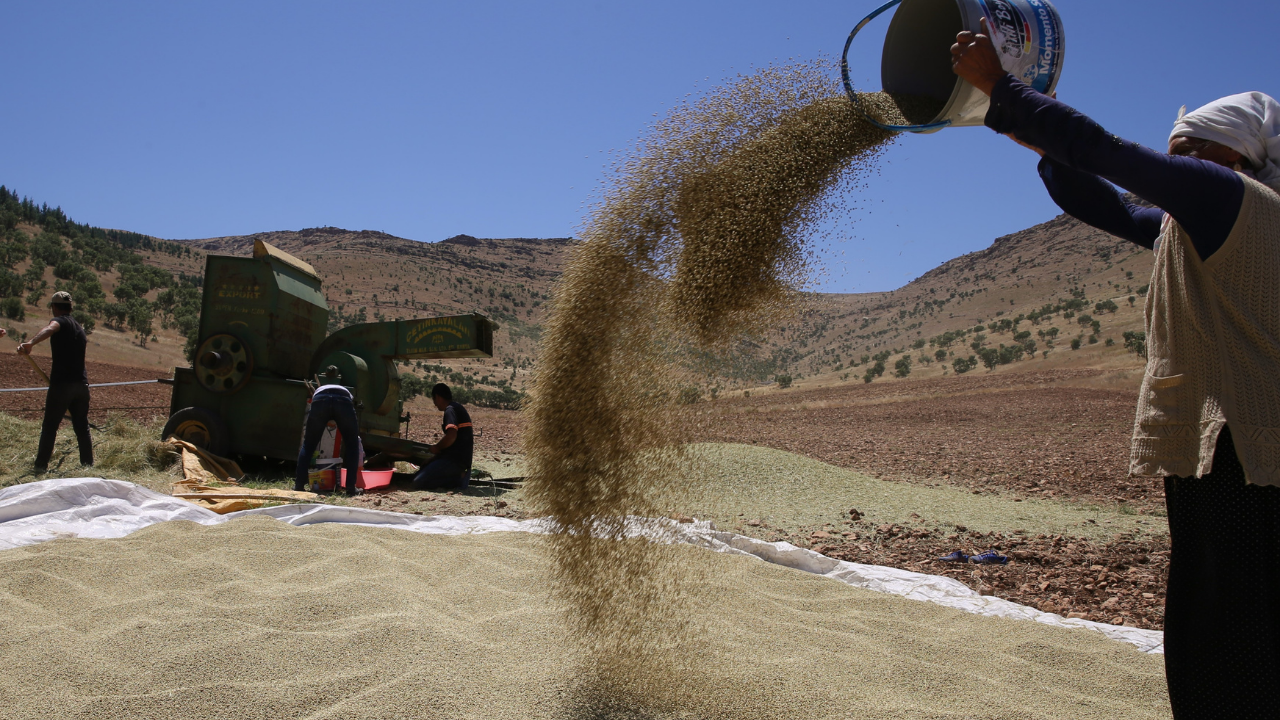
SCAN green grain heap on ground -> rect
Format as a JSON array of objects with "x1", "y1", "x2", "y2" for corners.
[{"x1": 680, "y1": 443, "x2": 1165, "y2": 541}]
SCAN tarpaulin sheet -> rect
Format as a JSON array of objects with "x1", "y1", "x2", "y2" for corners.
[{"x1": 0, "y1": 477, "x2": 1164, "y2": 654}]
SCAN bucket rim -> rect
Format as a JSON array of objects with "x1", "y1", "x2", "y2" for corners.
[{"x1": 841, "y1": 0, "x2": 953, "y2": 133}]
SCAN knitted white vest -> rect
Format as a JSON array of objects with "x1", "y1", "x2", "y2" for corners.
[{"x1": 1131, "y1": 175, "x2": 1280, "y2": 485}]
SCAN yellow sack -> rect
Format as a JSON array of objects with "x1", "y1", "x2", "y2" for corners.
[
  {"x1": 166, "y1": 438, "x2": 244, "y2": 485},
  {"x1": 166, "y1": 438, "x2": 317, "y2": 513}
]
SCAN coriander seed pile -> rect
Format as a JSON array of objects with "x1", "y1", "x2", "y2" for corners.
[{"x1": 523, "y1": 61, "x2": 896, "y2": 711}]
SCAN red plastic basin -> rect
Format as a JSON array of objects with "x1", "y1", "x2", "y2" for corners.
[{"x1": 309, "y1": 469, "x2": 394, "y2": 491}]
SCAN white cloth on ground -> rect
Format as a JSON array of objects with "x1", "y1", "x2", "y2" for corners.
[
  {"x1": 1171, "y1": 91, "x2": 1280, "y2": 190},
  {"x1": 0, "y1": 477, "x2": 1165, "y2": 654}
]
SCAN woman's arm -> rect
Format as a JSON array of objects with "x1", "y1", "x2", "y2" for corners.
[
  {"x1": 985, "y1": 76, "x2": 1242, "y2": 261},
  {"x1": 952, "y1": 22, "x2": 1242, "y2": 261},
  {"x1": 1037, "y1": 157, "x2": 1164, "y2": 249}
]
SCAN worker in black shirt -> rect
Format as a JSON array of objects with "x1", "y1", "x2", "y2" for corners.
[
  {"x1": 412, "y1": 383, "x2": 473, "y2": 491},
  {"x1": 17, "y1": 291, "x2": 93, "y2": 472}
]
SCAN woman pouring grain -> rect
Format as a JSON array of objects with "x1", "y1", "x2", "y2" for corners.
[{"x1": 953, "y1": 19, "x2": 1280, "y2": 719}]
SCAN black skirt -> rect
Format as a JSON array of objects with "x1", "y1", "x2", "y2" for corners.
[{"x1": 1164, "y1": 425, "x2": 1280, "y2": 719}]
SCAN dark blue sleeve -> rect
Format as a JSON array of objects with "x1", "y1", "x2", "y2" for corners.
[
  {"x1": 442, "y1": 405, "x2": 456, "y2": 429},
  {"x1": 985, "y1": 74, "x2": 1243, "y2": 261},
  {"x1": 1037, "y1": 158, "x2": 1164, "y2": 249}
]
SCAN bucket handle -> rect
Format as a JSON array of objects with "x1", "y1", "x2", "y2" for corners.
[{"x1": 841, "y1": 0, "x2": 953, "y2": 134}]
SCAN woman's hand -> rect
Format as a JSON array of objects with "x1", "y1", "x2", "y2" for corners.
[{"x1": 951, "y1": 18, "x2": 1006, "y2": 97}]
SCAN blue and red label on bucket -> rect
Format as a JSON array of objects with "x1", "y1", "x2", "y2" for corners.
[
  {"x1": 979, "y1": 0, "x2": 1064, "y2": 94},
  {"x1": 843, "y1": 0, "x2": 1067, "y2": 131}
]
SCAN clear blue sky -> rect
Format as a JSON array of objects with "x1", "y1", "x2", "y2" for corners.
[{"x1": 4, "y1": 1, "x2": 1277, "y2": 292}]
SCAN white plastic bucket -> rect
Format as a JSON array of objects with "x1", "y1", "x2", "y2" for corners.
[{"x1": 841, "y1": 0, "x2": 1066, "y2": 133}]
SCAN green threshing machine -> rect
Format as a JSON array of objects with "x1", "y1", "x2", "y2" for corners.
[{"x1": 162, "y1": 240, "x2": 493, "y2": 465}]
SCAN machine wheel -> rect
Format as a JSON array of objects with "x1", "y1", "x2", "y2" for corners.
[
  {"x1": 194, "y1": 333, "x2": 253, "y2": 394},
  {"x1": 162, "y1": 407, "x2": 231, "y2": 457}
]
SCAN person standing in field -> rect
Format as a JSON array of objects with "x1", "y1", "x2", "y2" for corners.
[
  {"x1": 953, "y1": 20, "x2": 1280, "y2": 719},
  {"x1": 17, "y1": 291, "x2": 93, "y2": 472},
  {"x1": 412, "y1": 383, "x2": 473, "y2": 491}
]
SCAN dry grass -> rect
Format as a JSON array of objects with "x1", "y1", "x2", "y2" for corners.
[{"x1": 0, "y1": 413, "x2": 181, "y2": 492}]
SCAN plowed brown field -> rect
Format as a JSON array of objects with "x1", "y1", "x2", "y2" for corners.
[
  {"x1": 2, "y1": 359, "x2": 1169, "y2": 629},
  {"x1": 0, "y1": 354, "x2": 171, "y2": 423}
]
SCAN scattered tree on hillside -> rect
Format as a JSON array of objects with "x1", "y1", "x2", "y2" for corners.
[
  {"x1": 862, "y1": 360, "x2": 886, "y2": 384},
  {"x1": 126, "y1": 298, "x2": 154, "y2": 346},
  {"x1": 1123, "y1": 331, "x2": 1147, "y2": 358},
  {"x1": 894, "y1": 355, "x2": 912, "y2": 378},
  {"x1": 0, "y1": 186, "x2": 202, "y2": 350},
  {"x1": 952, "y1": 356, "x2": 977, "y2": 374}
]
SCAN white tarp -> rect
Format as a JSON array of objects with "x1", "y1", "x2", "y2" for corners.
[{"x1": 0, "y1": 477, "x2": 1164, "y2": 654}]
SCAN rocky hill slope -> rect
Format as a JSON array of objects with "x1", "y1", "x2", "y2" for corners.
[
  {"x1": 163, "y1": 227, "x2": 574, "y2": 394},
  {"x1": 770, "y1": 210, "x2": 1152, "y2": 387},
  {"x1": 2, "y1": 182, "x2": 1153, "y2": 397},
  {"x1": 168, "y1": 208, "x2": 1153, "y2": 394}
]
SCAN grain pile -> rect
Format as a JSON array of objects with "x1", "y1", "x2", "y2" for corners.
[
  {"x1": 523, "y1": 61, "x2": 899, "y2": 709},
  {"x1": 0, "y1": 518, "x2": 1171, "y2": 719},
  {"x1": 856, "y1": 91, "x2": 947, "y2": 127}
]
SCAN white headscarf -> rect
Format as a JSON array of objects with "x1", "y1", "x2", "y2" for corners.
[{"x1": 1170, "y1": 91, "x2": 1280, "y2": 190}]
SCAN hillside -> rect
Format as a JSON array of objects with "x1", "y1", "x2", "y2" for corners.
[
  {"x1": 766, "y1": 211, "x2": 1153, "y2": 391},
  {"x1": 169, "y1": 209, "x2": 1153, "y2": 394},
  {"x1": 0, "y1": 188, "x2": 204, "y2": 370},
  {"x1": 1, "y1": 184, "x2": 1154, "y2": 401},
  {"x1": 172, "y1": 227, "x2": 574, "y2": 395}
]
